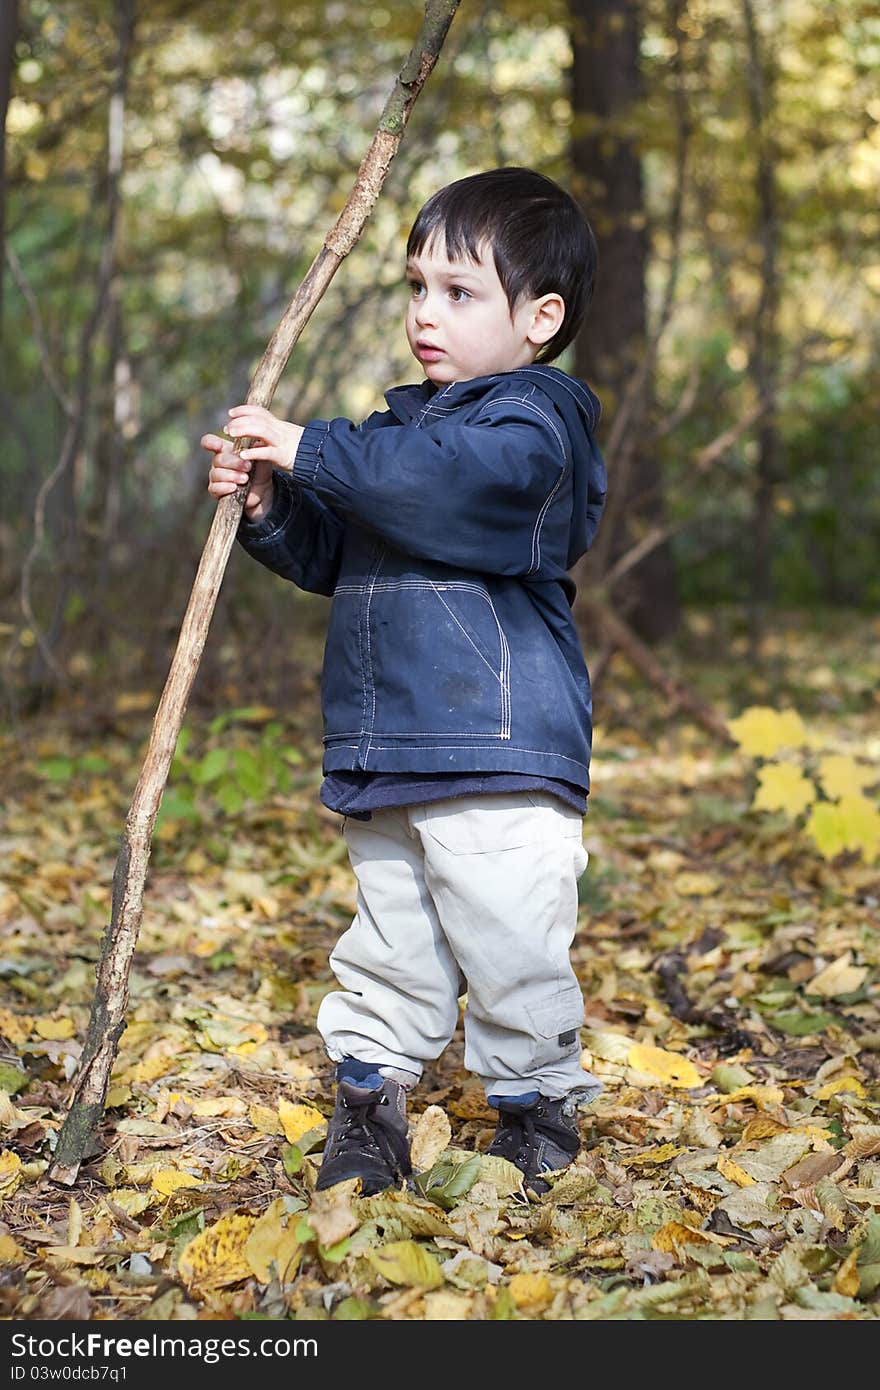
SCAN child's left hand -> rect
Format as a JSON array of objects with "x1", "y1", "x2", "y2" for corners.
[{"x1": 225, "y1": 404, "x2": 304, "y2": 472}]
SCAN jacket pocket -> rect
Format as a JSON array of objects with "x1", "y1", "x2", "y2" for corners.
[
  {"x1": 526, "y1": 985, "x2": 585, "y2": 1069},
  {"x1": 368, "y1": 579, "x2": 510, "y2": 740}
]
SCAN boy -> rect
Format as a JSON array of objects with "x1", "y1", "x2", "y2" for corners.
[{"x1": 202, "y1": 167, "x2": 607, "y2": 1197}]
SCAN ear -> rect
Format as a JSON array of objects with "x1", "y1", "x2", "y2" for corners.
[{"x1": 526, "y1": 292, "x2": 565, "y2": 347}]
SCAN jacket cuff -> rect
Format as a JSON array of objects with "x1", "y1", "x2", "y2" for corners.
[
  {"x1": 292, "y1": 420, "x2": 330, "y2": 486},
  {"x1": 237, "y1": 471, "x2": 297, "y2": 543}
]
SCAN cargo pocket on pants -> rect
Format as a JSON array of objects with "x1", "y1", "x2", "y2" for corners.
[{"x1": 525, "y1": 984, "x2": 585, "y2": 1070}]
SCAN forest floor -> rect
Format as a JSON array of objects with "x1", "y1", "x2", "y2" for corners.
[{"x1": 0, "y1": 603, "x2": 878, "y2": 1321}]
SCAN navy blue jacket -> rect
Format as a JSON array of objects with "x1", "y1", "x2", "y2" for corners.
[{"x1": 237, "y1": 364, "x2": 606, "y2": 790}]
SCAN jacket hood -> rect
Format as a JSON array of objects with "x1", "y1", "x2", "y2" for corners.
[{"x1": 385, "y1": 365, "x2": 606, "y2": 563}]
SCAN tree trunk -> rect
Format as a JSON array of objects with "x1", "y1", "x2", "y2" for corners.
[
  {"x1": 742, "y1": 0, "x2": 780, "y2": 655},
  {"x1": 0, "y1": 0, "x2": 19, "y2": 328},
  {"x1": 567, "y1": 0, "x2": 679, "y2": 642}
]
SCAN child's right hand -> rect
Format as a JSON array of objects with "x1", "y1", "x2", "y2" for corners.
[{"x1": 201, "y1": 431, "x2": 274, "y2": 522}]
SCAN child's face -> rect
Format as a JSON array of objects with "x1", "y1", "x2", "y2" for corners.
[{"x1": 404, "y1": 235, "x2": 557, "y2": 385}]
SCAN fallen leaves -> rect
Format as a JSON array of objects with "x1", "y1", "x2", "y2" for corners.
[
  {"x1": 2, "y1": 628, "x2": 879, "y2": 1321},
  {"x1": 177, "y1": 1213, "x2": 256, "y2": 1294}
]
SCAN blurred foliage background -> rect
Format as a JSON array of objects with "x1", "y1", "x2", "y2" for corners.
[{"x1": 1, "y1": 0, "x2": 878, "y2": 716}]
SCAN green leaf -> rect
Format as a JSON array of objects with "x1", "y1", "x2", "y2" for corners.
[
  {"x1": 36, "y1": 758, "x2": 74, "y2": 781},
  {"x1": 79, "y1": 754, "x2": 110, "y2": 773},
  {"x1": 489, "y1": 1285, "x2": 517, "y2": 1319},
  {"x1": 0, "y1": 1063, "x2": 28, "y2": 1094},
  {"x1": 216, "y1": 783, "x2": 245, "y2": 817},
  {"x1": 415, "y1": 1152, "x2": 481, "y2": 1209},
  {"x1": 191, "y1": 748, "x2": 228, "y2": 784},
  {"x1": 206, "y1": 950, "x2": 236, "y2": 972},
  {"x1": 333, "y1": 1297, "x2": 374, "y2": 1320},
  {"x1": 282, "y1": 1144, "x2": 304, "y2": 1177},
  {"x1": 318, "y1": 1236, "x2": 351, "y2": 1264},
  {"x1": 233, "y1": 748, "x2": 267, "y2": 799},
  {"x1": 156, "y1": 789, "x2": 200, "y2": 824},
  {"x1": 764, "y1": 1009, "x2": 837, "y2": 1035}
]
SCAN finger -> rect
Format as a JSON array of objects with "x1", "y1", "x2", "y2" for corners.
[
  {"x1": 226, "y1": 423, "x2": 271, "y2": 444},
  {"x1": 239, "y1": 446, "x2": 276, "y2": 461},
  {"x1": 211, "y1": 464, "x2": 251, "y2": 485},
  {"x1": 201, "y1": 432, "x2": 227, "y2": 451}
]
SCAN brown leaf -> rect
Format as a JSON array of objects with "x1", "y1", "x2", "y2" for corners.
[
  {"x1": 782, "y1": 1150, "x2": 848, "y2": 1191},
  {"x1": 38, "y1": 1285, "x2": 96, "y2": 1320}
]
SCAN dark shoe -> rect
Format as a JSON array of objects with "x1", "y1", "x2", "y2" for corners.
[
  {"x1": 485, "y1": 1093, "x2": 580, "y2": 1195},
  {"x1": 315, "y1": 1076, "x2": 412, "y2": 1196}
]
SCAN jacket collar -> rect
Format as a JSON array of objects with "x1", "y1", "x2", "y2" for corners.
[{"x1": 383, "y1": 365, "x2": 600, "y2": 429}]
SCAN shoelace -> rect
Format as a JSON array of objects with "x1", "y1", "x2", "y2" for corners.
[
  {"x1": 494, "y1": 1108, "x2": 544, "y2": 1172},
  {"x1": 330, "y1": 1092, "x2": 412, "y2": 1176}
]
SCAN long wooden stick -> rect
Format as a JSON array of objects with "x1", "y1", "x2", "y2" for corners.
[{"x1": 49, "y1": 0, "x2": 461, "y2": 1186}]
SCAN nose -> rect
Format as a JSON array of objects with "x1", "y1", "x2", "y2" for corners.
[{"x1": 413, "y1": 290, "x2": 438, "y2": 328}]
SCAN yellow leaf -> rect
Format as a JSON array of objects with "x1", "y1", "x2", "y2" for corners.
[
  {"x1": 151, "y1": 1169, "x2": 201, "y2": 1197},
  {"x1": 835, "y1": 794, "x2": 880, "y2": 860},
  {"x1": 114, "y1": 690, "x2": 155, "y2": 712},
  {"x1": 176, "y1": 1213, "x2": 256, "y2": 1293},
  {"x1": 278, "y1": 1099, "x2": 326, "y2": 1145},
  {"x1": 245, "y1": 1198, "x2": 303, "y2": 1284},
  {"x1": 508, "y1": 1272, "x2": 554, "y2": 1310},
  {"x1": 34, "y1": 1016, "x2": 75, "y2": 1041},
  {"x1": 626, "y1": 1044, "x2": 702, "y2": 1088},
  {"x1": 25, "y1": 151, "x2": 50, "y2": 181},
  {"x1": 0, "y1": 1150, "x2": 23, "y2": 1200},
  {"x1": 248, "y1": 1103, "x2": 283, "y2": 1135},
  {"x1": 118, "y1": 1057, "x2": 175, "y2": 1085},
  {"x1": 807, "y1": 795, "x2": 880, "y2": 862},
  {"x1": 106, "y1": 1189, "x2": 153, "y2": 1217},
  {"x1": 0, "y1": 1234, "x2": 26, "y2": 1265},
  {"x1": 728, "y1": 706, "x2": 808, "y2": 757},
  {"x1": 619, "y1": 1143, "x2": 684, "y2": 1168},
  {"x1": 717, "y1": 1155, "x2": 756, "y2": 1187},
  {"x1": 0, "y1": 1007, "x2": 34, "y2": 1047},
  {"x1": 805, "y1": 802, "x2": 852, "y2": 860},
  {"x1": 40, "y1": 1246, "x2": 104, "y2": 1267},
  {"x1": 365, "y1": 1240, "x2": 443, "y2": 1289},
  {"x1": 712, "y1": 1084, "x2": 784, "y2": 1109},
  {"x1": 67, "y1": 1196, "x2": 83, "y2": 1248},
  {"x1": 583, "y1": 1029, "x2": 632, "y2": 1063},
  {"x1": 672, "y1": 872, "x2": 719, "y2": 897},
  {"x1": 652, "y1": 1221, "x2": 723, "y2": 1253},
  {"x1": 817, "y1": 755, "x2": 876, "y2": 800},
  {"x1": 410, "y1": 1105, "x2": 452, "y2": 1172},
  {"x1": 741, "y1": 1116, "x2": 789, "y2": 1142},
  {"x1": 752, "y1": 762, "x2": 816, "y2": 818},
  {"x1": 814, "y1": 1075, "x2": 866, "y2": 1100},
  {"x1": 832, "y1": 1247, "x2": 861, "y2": 1298},
  {"x1": 189, "y1": 1097, "x2": 247, "y2": 1118},
  {"x1": 809, "y1": 952, "x2": 868, "y2": 999}
]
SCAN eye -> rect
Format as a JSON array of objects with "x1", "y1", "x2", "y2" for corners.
[
  {"x1": 406, "y1": 278, "x2": 425, "y2": 298},
  {"x1": 449, "y1": 286, "x2": 471, "y2": 303}
]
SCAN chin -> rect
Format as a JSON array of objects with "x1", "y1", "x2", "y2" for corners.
[{"x1": 423, "y1": 363, "x2": 457, "y2": 384}]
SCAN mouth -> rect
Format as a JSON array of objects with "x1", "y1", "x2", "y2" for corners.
[{"x1": 416, "y1": 341, "x2": 445, "y2": 361}]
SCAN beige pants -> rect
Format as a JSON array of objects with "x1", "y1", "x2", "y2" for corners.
[{"x1": 316, "y1": 791, "x2": 603, "y2": 1102}]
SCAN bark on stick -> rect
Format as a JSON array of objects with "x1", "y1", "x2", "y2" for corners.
[{"x1": 50, "y1": 0, "x2": 461, "y2": 1186}]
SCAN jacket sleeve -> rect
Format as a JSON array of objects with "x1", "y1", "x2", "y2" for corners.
[
  {"x1": 236, "y1": 470, "x2": 346, "y2": 596},
  {"x1": 289, "y1": 390, "x2": 571, "y2": 577}
]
